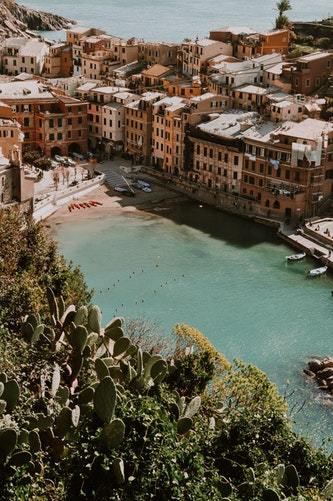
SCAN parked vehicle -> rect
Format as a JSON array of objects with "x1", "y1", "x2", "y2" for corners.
[
  {"x1": 65, "y1": 157, "x2": 76, "y2": 167},
  {"x1": 142, "y1": 186, "x2": 152, "y2": 193},
  {"x1": 136, "y1": 179, "x2": 151, "y2": 189},
  {"x1": 72, "y1": 152, "x2": 84, "y2": 161},
  {"x1": 54, "y1": 155, "x2": 65, "y2": 163}
]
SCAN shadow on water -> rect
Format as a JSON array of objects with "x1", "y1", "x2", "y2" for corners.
[{"x1": 141, "y1": 199, "x2": 285, "y2": 250}]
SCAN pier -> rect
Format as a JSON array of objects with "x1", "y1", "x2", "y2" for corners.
[{"x1": 279, "y1": 217, "x2": 333, "y2": 269}]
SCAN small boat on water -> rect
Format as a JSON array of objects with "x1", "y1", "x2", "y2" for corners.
[
  {"x1": 307, "y1": 266, "x2": 328, "y2": 278},
  {"x1": 286, "y1": 252, "x2": 306, "y2": 262}
]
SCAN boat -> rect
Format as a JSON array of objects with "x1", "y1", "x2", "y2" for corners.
[
  {"x1": 286, "y1": 252, "x2": 306, "y2": 262},
  {"x1": 307, "y1": 266, "x2": 328, "y2": 278},
  {"x1": 79, "y1": 203, "x2": 86, "y2": 209},
  {"x1": 74, "y1": 204, "x2": 81, "y2": 210}
]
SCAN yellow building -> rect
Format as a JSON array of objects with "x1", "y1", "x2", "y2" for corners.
[{"x1": 152, "y1": 93, "x2": 228, "y2": 174}]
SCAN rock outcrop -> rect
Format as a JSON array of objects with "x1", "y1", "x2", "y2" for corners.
[
  {"x1": 304, "y1": 357, "x2": 333, "y2": 396},
  {"x1": 0, "y1": 0, "x2": 74, "y2": 38}
]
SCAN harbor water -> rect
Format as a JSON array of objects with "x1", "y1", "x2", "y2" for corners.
[{"x1": 54, "y1": 203, "x2": 333, "y2": 447}]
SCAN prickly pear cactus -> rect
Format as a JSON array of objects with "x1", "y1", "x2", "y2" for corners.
[{"x1": 94, "y1": 376, "x2": 117, "y2": 424}]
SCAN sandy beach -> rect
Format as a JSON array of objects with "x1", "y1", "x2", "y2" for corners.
[{"x1": 45, "y1": 181, "x2": 186, "y2": 228}]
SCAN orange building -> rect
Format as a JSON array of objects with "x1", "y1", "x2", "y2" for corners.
[
  {"x1": 162, "y1": 75, "x2": 202, "y2": 98},
  {"x1": 44, "y1": 43, "x2": 73, "y2": 78},
  {"x1": 0, "y1": 80, "x2": 88, "y2": 157}
]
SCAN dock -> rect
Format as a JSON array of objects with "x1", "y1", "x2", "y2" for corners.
[{"x1": 279, "y1": 218, "x2": 333, "y2": 269}]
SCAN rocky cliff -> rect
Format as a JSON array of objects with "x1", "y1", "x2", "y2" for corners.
[{"x1": 0, "y1": 0, "x2": 74, "y2": 38}]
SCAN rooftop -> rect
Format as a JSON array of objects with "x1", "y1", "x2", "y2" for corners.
[
  {"x1": 298, "y1": 51, "x2": 332, "y2": 63},
  {"x1": 198, "y1": 110, "x2": 259, "y2": 138},
  {"x1": 142, "y1": 64, "x2": 172, "y2": 77},
  {"x1": 0, "y1": 81, "x2": 54, "y2": 100},
  {"x1": 93, "y1": 86, "x2": 129, "y2": 95},
  {"x1": 190, "y1": 92, "x2": 216, "y2": 102},
  {"x1": 19, "y1": 39, "x2": 48, "y2": 57},
  {"x1": 196, "y1": 38, "x2": 219, "y2": 47},
  {"x1": 280, "y1": 118, "x2": 333, "y2": 141},
  {"x1": 235, "y1": 84, "x2": 270, "y2": 95}
]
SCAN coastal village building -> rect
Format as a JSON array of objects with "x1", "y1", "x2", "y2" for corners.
[
  {"x1": 43, "y1": 42, "x2": 73, "y2": 78},
  {"x1": 262, "y1": 62, "x2": 292, "y2": 93},
  {"x1": 82, "y1": 85, "x2": 130, "y2": 150},
  {"x1": 141, "y1": 64, "x2": 174, "y2": 89},
  {"x1": 138, "y1": 42, "x2": 179, "y2": 67},
  {"x1": 290, "y1": 52, "x2": 333, "y2": 95},
  {"x1": 186, "y1": 111, "x2": 248, "y2": 193},
  {"x1": 124, "y1": 92, "x2": 164, "y2": 164},
  {"x1": 151, "y1": 92, "x2": 228, "y2": 174},
  {"x1": 209, "y1": 26, "x2": 290, "y2": 59},
  {"x1": 235, "y1": 29, "x2": 290, "y2": 59},
  {"x1": 208, "y1": 53, "x2": 283, "y2": 95},
  {"x1": 181, "y1": 38, "x2": 233, "y2": 76},
  {"x1": 66, "y1": 27, "x2": 105, "y2": 74},
  {"x1": 0, "y1": 80, "x2": 88, "y2": 157},
  {"x1": 80, "y1": 37, "x2": 139, "y2": 80},
  {"x1": 186, "y1": 112, "x2": 333, "y2": 221},
  {"x1": 101, "y1": 91, "x2": 139, "y2": 154},
  {"x1": 0, "y1": 37, "x2": 48, "y2": 75},
  {"x1": 162, "y1": 75, "x2": 202, "y2": 98},
  {"x1": 0, "y1": 105, "x2": 34, "y2": 206}
]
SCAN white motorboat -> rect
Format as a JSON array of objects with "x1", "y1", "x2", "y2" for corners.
[
  {"x1": 286, "y1": 252, "x2": 306, "y2": 262},
  {"x1": 307, "y1": 266, "x2": 328, "y2": 278}
]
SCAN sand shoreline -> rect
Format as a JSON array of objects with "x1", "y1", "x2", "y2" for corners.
[{"x1": 45, "y1": 183, "x2": 187, "y2": 229}]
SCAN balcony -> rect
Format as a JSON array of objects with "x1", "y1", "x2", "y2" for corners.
[{"x1": 263, "y1": 180, "x2": 305, "y2": 197}]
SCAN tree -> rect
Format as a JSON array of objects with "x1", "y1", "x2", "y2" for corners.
[
  {"x1": 275, "y1": 0, "x2": 292, "y2": 29},
  {"x1": 0, "y1": 209, "x2": 91, "y2": 328}
]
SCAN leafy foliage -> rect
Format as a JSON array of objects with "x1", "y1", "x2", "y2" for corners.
[
  {"x1": 1, "y1": 213, "x2": 333, "y2": 500},
  {"x1": 0, "y1": 209, "x2": 91, "y2": 328}
]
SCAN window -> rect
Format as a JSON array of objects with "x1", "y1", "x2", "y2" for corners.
[
  {"x1": 234, "y1": 155, "x2": 239, "y2": 166},
  {"x1": 224, "y1": 153, "x2": 228, "y2": 163},
  {"x1": 58, "y1": 118, "x2": 62, "y2": 127},
  {"x1": 233, "y1": 172, "x2": 238, "y2": 180},
  {"x1": 49, "y1": 133, "x2": 55, "y2": 141},
  {"x1": 49, "y1": 119, "x2": 54, "y2": 128},
  {"x1": 23, "y1": 117, "x2": 29, "y2": 127},
  {"x1": 57, "y1": 132, "x2": 62, "y2": 140}
]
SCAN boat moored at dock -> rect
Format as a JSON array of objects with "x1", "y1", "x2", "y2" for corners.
[
  {"x1": 286, "y1": 252, "x2": 306, "y2": 262},
  {"x1": 307, "y1": 266, "x2": 328, "y2": 278}
]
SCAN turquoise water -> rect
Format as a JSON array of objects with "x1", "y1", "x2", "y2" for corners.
[
  {"x1": 54, "y1": 203, "x2": 333, "y2": 446},
  {"x1": 18, "y1": 0, "x2": 332, "y2": 41}
]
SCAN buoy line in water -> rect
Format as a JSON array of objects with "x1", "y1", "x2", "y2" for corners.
[{"x1": 93, "y1": 262, "x2": 187, "y2": 315}]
